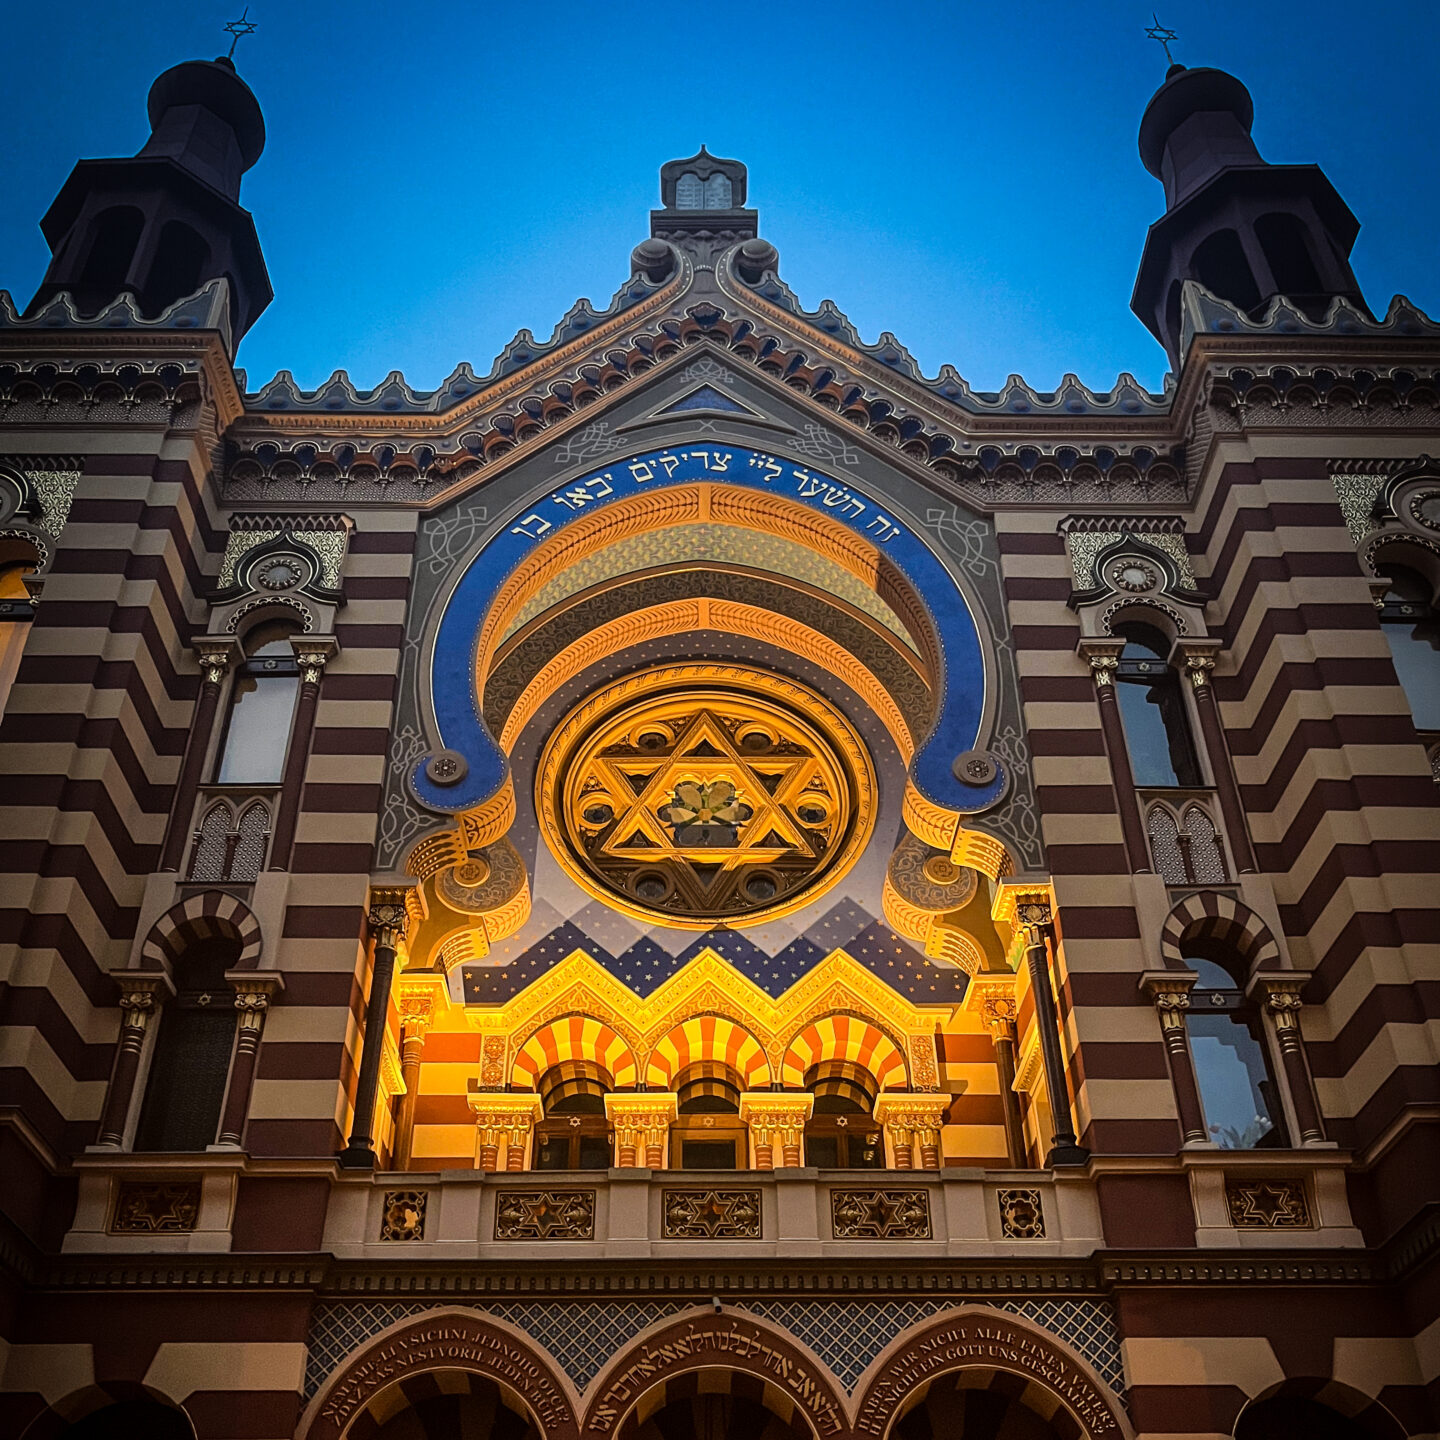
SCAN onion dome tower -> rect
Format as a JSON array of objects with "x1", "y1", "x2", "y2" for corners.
[
  {"x1": 1131, "y1": 62, "x2": 1369, "y2": 365},
  {"x1": 25, "y1": 55, "x2": 273, "y2": 346}
]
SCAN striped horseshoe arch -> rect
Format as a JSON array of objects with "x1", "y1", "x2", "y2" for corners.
[
  {"x1": 1158, "y1": 892, "x2": 1282, "y2": 973},
  {"x1": 512, "y1": 1015, "x2": 639, "y2": 1090},
  {"x1": 645, "y1": 1015, "x2": 770, "y2": 1090},
  {"x1": 139, "y1": 889, "x2": 264, "y2": 971},
  {"x1": 780, "y1": 1013, "x2": 909, "y2": 1090}
]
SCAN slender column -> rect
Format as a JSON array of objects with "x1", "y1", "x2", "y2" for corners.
[
  {"x1": 1177, "y1": 642, "x2": 1258, "y2": 874},
  {"x1": 738, "y1": 1094, "x2": 813, "y2": 1170},
  {"x1": 216, "y1": 975, "x2": 284, "y2": 1147},
  {"x1": 979, "y1": 989, "x2": 1028, "y2": 1167},
  {"x1": 1015, "y1": 899, "x2": 1089, "y2": 1167},
  {"x1": 1140, "y1": 971, "x2": 1208, "y2": 1145},
  {"x1": 96, "y1": 975, "x2": 172, "y2": 1148},
  {"x1": 1077, "y1": 639, "x2": 1150, "y2": 873},
  {"x1": 340, "y1": 891, "x2": 411, "y2": 1169},
  {"x1": 1253, "y1": 975, "x2": 1326, "y2": 1144},
  {"x1": 604, "y1": 1094, "x2": 678, "y2": 1169},
  {"x1": 393, "y1": 985, "x2": 438, "y2": 1170},
  {"x1": 268, "y1": 637, "x2": 337, "y2": 870},
  {"x1": 159, "y1": 638, "x2": 236, "y2": 873},
  {"x1": 873, "y1": 1095, "x2": 950, "y2": 1171}
]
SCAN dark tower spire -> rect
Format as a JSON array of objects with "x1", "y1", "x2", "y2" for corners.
[
  {"x1": 25, "y1": 54, "x2": 273, "y2": 347},
  {"x1": 1131, "y1": 63, "x2": 1369, "y2": 365}
]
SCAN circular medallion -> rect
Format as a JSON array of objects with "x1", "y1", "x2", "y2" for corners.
[{"x1": 537, "y1": 664, "x2": 877, "y2": 928}]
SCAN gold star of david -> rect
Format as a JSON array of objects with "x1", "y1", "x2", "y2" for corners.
[
  {"x1": 539, "y1": 667, "x2": 877, "y2": 927},
  {"x1": 588, "y1": 708, "x2": 827, "y2": 871}
]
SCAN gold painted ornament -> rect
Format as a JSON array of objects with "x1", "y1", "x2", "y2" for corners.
[{"x1": 538, "y1": 664, "x2": 876, "y2": 927}]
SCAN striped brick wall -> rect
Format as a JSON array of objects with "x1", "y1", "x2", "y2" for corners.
[
  {"x1": 997, "y1": 512, "x2": 1181, "y2": 1162},
  {"x1": 0, "y1": 434, "x2": 226, "y2": 1159},
  {"x1": 1193, "y1": 446, "x2": 1440, "y2": 1239},
  {"x1": 247, "y1": 511, "x2": 418, "y2": 1158}
]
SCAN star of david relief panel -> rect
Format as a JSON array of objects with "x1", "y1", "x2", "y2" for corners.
[{"x1": 380, "y1": 354, "x2": 1040, "y2": 1023}]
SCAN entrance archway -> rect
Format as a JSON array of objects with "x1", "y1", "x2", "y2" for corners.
[
  {"x1": 852, "y1": 1309, "x2": 1133, "y2": 1440},
  {"x1": 296, "y1": 1310, "x2": 580, "y2": 1440},
  {"x1": 581, "y1": 1309, "x2": 846, "y2": 1440}
]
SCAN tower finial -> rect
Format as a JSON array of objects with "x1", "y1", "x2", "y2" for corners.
[
  {"x1": 1144, "y1": 13, "x2": 1179, "y2": 67},
  {"x1": 224, "y1": 6, "x2": 258, "y2": 61}
]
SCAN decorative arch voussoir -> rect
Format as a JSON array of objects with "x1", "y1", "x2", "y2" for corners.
[
  {"x1": 140, "y1": 889, "x2": 264, "y2": 972},
  {"x1": 1158, "y1": 891, "x2": 1281, "y2": 973}
]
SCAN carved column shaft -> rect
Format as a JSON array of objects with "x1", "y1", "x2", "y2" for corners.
[
  {"x1": 1018, "y1": 908, "x2": 1088, "y2": 1167},
  {"x1": 158, "y1": 651, "x2": 230, "y2": 873},
  {"x1": 394, "y1": 1022, "x2": 428, "y2": 1170},
  {"x1": 1083, "y1": 651, "x2": 1151, "y2": 873},
  {"x1": 340, "y1": 898, "x2": 408, "y2": 1168},
  {"x1": 268, "y1": 645, "x2": 332, "y2": 870},
  {"x1": 96, "y1": 988, "x2": 163, "y2": 1148},
  {"x1": 1183, "y1": 655, "x2": 1258, "y2": 874},
  {"x1": 217, "y1": 988, "x2": 274, "y2": 1147},
  {"x1": 983, "y1": 1000, "x2": 1028, "y2": 1168},
  {"x1": 1145, "y1": 982, "x2": 1207, "y2": 1145},
  {"x1": 1264, "y1": 987, "x2": 1326, "y2": 1144}
]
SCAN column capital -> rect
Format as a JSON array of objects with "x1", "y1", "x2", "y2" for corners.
[
  {"x1": 1140, "y1": 969, "x2": 1198, "y2": 1031},
  {"x1": 964, "y1": 973, "x2": 1019, "y2": 1038},
  {"x1": 1248, "y1": 971, "x2": 1307, "y2": 1026},
  {"x1": 604, "y1": 1092, "x2": 680, "y2": 1130},
  {"x1": 292, "y1": 634, "x2": 339, "y2": 685},
  {"x1": 872, "y1": 1092, "x2": 952, "y2": 1129},
  {"x1": 737, "y1": 1092, "x2": 815, "y2": 1131},
  {"x1": 1173, "y1": 637, "x2": 1223, "y2": 690},
  {"x1": 466, "y1": 1089, "x2": 544, "y2": 1126},
  {"x1": 193, "y1": 634, "x2": 240, "y2": 686},
  {"x1": 114, "y1": 971, "x2": 173, "y2": 1007},
  {"x1": 367, "y1": 887, "x2": 416, "y2": 948},
  {"x1": 397, "y1": 972, "x2": 447, "y2": 1035},
  {"x1": 1075, "y1": 637, "x2": 1125, "y2": 686},
  {"x1": 991, "y1": 878, "x2": 1056, "y2": 938}
]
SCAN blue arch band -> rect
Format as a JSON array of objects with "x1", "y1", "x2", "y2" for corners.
[{"x1": 413, "y1": 445, "x2": 1001, "y2": 817}]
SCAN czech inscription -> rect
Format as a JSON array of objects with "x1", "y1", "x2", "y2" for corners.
[
  {"x1": 312, "y1": 1316, "x2": 576, "y2": 1440},
  {"x1": 854, "y1": 1313, "x2": 1119, "y2": 1437}
]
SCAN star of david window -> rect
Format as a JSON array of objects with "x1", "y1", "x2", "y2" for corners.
[{"x1": 537, "y1": 665, "x2": 876, "y2": 927}]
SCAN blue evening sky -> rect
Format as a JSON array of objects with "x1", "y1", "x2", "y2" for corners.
[{"x1": 3, "y1": 2, "x2": 1436, "y2": 397}]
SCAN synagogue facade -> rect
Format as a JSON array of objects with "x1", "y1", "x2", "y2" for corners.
[{"x1": 0, "y1": 49, "x2": 1437, "y2": 1440}]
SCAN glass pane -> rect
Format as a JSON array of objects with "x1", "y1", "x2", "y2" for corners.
[
  {"x1": 1185, "y1": 955, "x2": 1239, "y2": 991},
  {"x1": 805, "y1": 1135, "x2": 840, "y2": 1168},
  {"x1": 850, "y1": 1132, "x2": 885, "y2": 1168},
  {"x1": 577, "y1": 1135, "x2": 612, "y2": 1169},
  {"x1": 534, "y1": 1136, "x2": 571, "y2": 1171},
  {"x1": 134, "y1": 1006, "x2": 236, "y2": 1151},
  {"x1": 680, "y1": 1140, "x2": 737, "y2": 1169},
  {"x1": 216, "y1": 673, "x2": 297, "y2": 783},
  {"x1": 1187, "y1": 1010, "x2": 1286, "y2": 1148},
  {"x1": 1382, "y1": 617, "x2": 1440, "y2": 730},
  {"x1": 1116, "y1": 677, "x2": 1189, "y2": 786}
]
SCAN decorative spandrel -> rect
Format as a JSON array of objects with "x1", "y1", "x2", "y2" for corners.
[{"x1": 538, "y1": 664, "x2": 876, "y2": 928}]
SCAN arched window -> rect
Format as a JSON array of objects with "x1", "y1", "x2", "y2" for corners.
[
  {"x1": 1192, "y1": 228, "x2": 1261, "y2": 312},
  {"x1": 1182, "y1": 951, "x2": 1286, "y2": 1150},
  {"x1": 1114, "y1": 621, "x2": 1203, "y2": 787},
  {"x1": 533, "y1": 1061, "x2": 612, "y2": 1171},
  {"x1": 145, "y1": 220, "x2": 211, "y2": 315},
  {"x1": 133, "y1": 937, "x2": 240, "y2": 1151},
  {"x1": 214, "y1": 622, "x2": 300, "y2": 784},
  {"x1": 1235, "y1": 1395, "x2": 1381, "y2": 1440},
  {"x1": 671, "y1": 1061, "x2": 745, "y2": 1170},
  {"x1": 803, "y1": 1061, "x2": 883, "y2": 1168},
  {"x1": 1255, "y1": 212, "x2": 1324, "y2": 299},
  {"x1": 1376, "y1": 561, "x2": 1440, "y2": 731},
  {"x1": 0, "y1": 557, "x2": 36, "y2": 720},
  {"x1": 77, "y1": 205, "x2": 145, "y2": 306}
]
